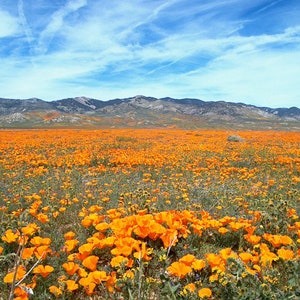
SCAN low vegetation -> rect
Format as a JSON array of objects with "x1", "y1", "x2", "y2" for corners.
[{"x1": 0, "y1": 129, "x2": 299, "y2": 299}]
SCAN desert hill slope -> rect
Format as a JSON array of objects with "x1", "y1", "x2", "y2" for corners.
[{"x1": 0, "y1": 95, "x2": 299, "y2": 130}]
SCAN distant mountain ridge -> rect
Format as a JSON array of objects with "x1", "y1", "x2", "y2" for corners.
[{"x1": 0, "y1": 95, "x2": 299, "y2": 130}]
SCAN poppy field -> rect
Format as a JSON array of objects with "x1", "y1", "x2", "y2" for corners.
[{"x1": 0, "y1": 129, "x2": 299, "y2": 299}]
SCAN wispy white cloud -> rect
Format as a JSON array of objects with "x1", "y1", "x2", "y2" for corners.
[
  {"x1": 1, "y1": 0, "x2": 300, "y2": 107},
  {"x1": 254, "y1": 0, "x2": 284, "y2": 15},
  {"x1": 17, "y1": 0, "x2": 33, "y2": 42},
  {"x1": 0, "y1": 9, "x2": 20, "y2": 37},
  {"x1": 36, "y1": 0, "x2": 87, "y2": 54}
]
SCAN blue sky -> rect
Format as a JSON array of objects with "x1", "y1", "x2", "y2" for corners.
[{"x1": 0, "y1": 0, "x2": 300, "y2": 107}]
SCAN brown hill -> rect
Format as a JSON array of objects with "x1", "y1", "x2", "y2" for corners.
[{"x1": 0, "y1": 95, "x2": 299, "y2": 130}]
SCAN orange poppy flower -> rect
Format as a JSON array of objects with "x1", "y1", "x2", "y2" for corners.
[
  {"x1": 160, "y1": 229, "x2": 178, "y2": 248},
  {"x1": 21, "y1": 223, "x2": 40, "y2": 236},
  {"x1": 34, "y1": 245, "x2": 51, "y2": 259},
  {"x1": 277, "y1": 248, "x2": 294, "y2": 260},
  {"x1": 110, "y1": 217, "x2": 134, "y2": 237},
  {"x1": 244, "y1": 226, "x2": 256, "y2": 235},
  {"x1": 21, "y1": 247, "x2": 35, "y2": 260},
  {"x1": 95, "y1": 222, "x2": 110, "y2": 232},
  {"x1": 218, "y1": 227, "x2": 229, "y2": 234},
  {"x1": 263, "y1": 234, "x2": 293, "y2": 248},
  {"x1": 98, "y1": 236, "x2": 116, "y2": 248},
  {"x1": 0, "y1": 246, "x2": 3, "y2": 255},
  {"x1": 110, "y1": 255, "x2": 129, "y2": 268},
  {"x1": 192, "y1": 259, "x2": 206, "y2": 271},
  {"x1": 260, "y1": 253, "x2": 279, "y2": 267},
  {"x1": 79, "y1": 277, "x2": 96, "y2": 295},
  {"x1": 4, "y1": 265, "x2": 26, "y2": 283},
  {"x1": 167, "y1": 261, "x2": 192, "y2": 278},
  {"x1": 30, "y1": 236, "x2": 51, "y2": 246},
  {"x1": 198, "y1": 287, "x2": 212, "y2": 298},
  {"x1": 179, "y1": 254, "x2": 196, "y2": 266},
  {"x1": 49, "y1": 285, "x2": 62, "y2": 296},
  {"x1": 92, "y1": 231, "x2": 106, "y2": 240},
  {"x1": 133, "y1": 242, "x2": 153, "y2": 261},
  {"x1": 65, "y1": 279, "x2": 79, "y2": 292},
  {"x1": 191, "y1": 223, "x2": 203, "y2": 236},
  {"x1": 2, "y1": 229, "x2": 19, "y2": 243},
  {"x1": 64, "y1": 231, "x2": 76, "y2": 240},
  {"x1": 244, "y1": 234, "x2": 261, "y2": 245},
  {"x1": 18, "y1": 235, "x2": 29, "y2": 246},
  {"x1": 63, "y1": 239, "x2": 79, "y2": 252},
  {"x1": 77, "y1": 267, "x2": 88, "y2": 278},
  {"x1": 147, "y1": 222, "x2": 167, "y2": 240},
  {"x1": 81, "y1": 213, "x2": 105, "y2": 228},
  {"x1": 78, "y1": 243, "x2": 94, "y2": 260},
  {"x1": 229, "y1": 221, "x2": 246, "y2": 232},
  {"x1": 62, "y1": 262, "x2": 80, "y2": 275},
  {"x1": 111, "y1": 245, "x2": 133, "y2": 257},
  {"x1": 209, "y1": 273, "x2": 219, "y2": 283},
  {"x1": 79, "y1": 271, "x2": 108, "y2": 295},
  {"x1": 52, "y1": 211, "x2": 59, "y2": 218},
  {"x1": 279, "y1": 235, "x2": 293, "y2": 246},
  {"x1": 219, "y1": 248, "x2": 238, "y2": 260},
  {"x1": 86, "y1": 236, "x2": 103, "y2": 248},
  {"x1": 33, "y1": 265, "x2": 54, "y2": 277},
  {"x1": 205, "y1": 253, "x2": 225, "y2": 272},
  {"x1": 245, "y1": 265, "x2": 259, "y2": 276},
  {"x1": 88, "y1": 205, "x2": 103, "y2": 212},
  {"x1": 259, "y1": 243, "x2": 279, "y2": 267},
  {"x1": 14, "y1": 285, "x2": 32, "y2": 299},
  {"x1": 58, "y1": 206, "x2": 67, "y2": 213},
  {"x1": 35, "y1": 213, "x2": 50, "y2": 223},
  {"x1": 239, "y1": 252, "x2": 253, "y2": 264},
  {"x1": 184, "y1": 283, "x2": 196, "y2": 293},
  {"x1": 106, "y1": 271, "x2": 117, "y2": 293},
  {"x1": 90, "y1": 270, "x2": 109, "y2": 283},
  {"x1": 82, "y1": 255, "x2": 99, "y2": 271},
  {"x1": 111, "y1": 237, "x2": 140, "y2": 257}
]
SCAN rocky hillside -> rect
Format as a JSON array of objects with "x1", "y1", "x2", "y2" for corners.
[{"x1": 0, "y1": 95, "x2": 299, "y2": 130}]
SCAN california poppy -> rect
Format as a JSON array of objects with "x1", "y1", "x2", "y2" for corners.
[
  {"x1": 21, "y1": 247, "x2": 35, "y2": 260},
  {"x1": 33, "y1": 264, "x2": 54, "y2": 277},
  {"x1": 191, "y1": 259, "x2": 206, "y2": 271},
  {"x1": 62, "y1": 261, "x2": 80, "y2": 275},
  {"x1": 4, "y1": 265, "x2": 26, "y2": 283},
  {"x1": 65, "y1": 279, "x2": 79, "y2": 292},
  {"x1": 198, "y1": 287, "x2": 212, "y2": 298},
  {"x1": 277, "y1": 248, "x2": 294, "y2": 260},
  {"x1": 167, "y1": 261, "x2": 192, "y2": 278},
  {"x1": 110, "y1": 255, "x2": 128, "y2": 268},
  {"x1": 1, "y1": 229, "x2": 19, "y2": 243},
  {"x1": 82, "y1": 255, "x2": 99, "y2": 271},
  {"x1": 49, "y1": 285, "x2": 62, "y2": 296},
  {"x1": 239, "y1": 252, "x2": 253, "y2": 264},
  {"x1": 179, "y1": 254, "x2": 196, "y2": 266},
  {"x1": 63, "y1": 239, "x2": 79, "y2": 252}
]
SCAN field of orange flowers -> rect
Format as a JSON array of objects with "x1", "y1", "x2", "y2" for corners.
[{"x1": 0, "y1": 129, "x2": 299, "y2": 299}]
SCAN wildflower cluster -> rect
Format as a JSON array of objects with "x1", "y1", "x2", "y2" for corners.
[{"x1": 0, "y1": 129, "x2": 299, "y2": 299}]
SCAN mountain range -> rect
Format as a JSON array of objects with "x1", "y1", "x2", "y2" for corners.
[{"x1": 0, "y1": 95, "x2": 299, "y2": 130}]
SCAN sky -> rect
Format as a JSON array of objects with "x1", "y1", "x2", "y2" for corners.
[{"x1": 0, "y1": 0, "x2": 300, "y2": 107}]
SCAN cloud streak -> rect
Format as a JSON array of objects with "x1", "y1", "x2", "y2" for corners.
[
  {"x1": 18, "y1": 0, "x2": 33, "y2": 43},
  {"x1": 36, "y1": 0, "x2": 87, "y2": 54}
]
